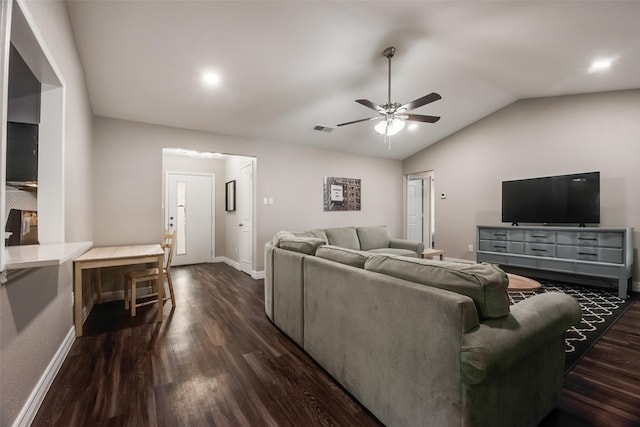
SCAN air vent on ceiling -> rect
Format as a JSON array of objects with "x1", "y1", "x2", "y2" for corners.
[{"x1": 313, "y1": 124, "x2": 334, "y2": 133}]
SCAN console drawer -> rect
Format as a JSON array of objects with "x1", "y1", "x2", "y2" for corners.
[
  {"x1": 479, "y1": 228, "x2": 523, "y2": 241},
  {"x1": 525, "y1": 230, "x2": 556, "y2": 244},
  {"x1": 556, "y1": 231, "x2": 624, "y2": 248},
  {"x1": 524, "y1": 243, "x2": 556, "y2": 257},
  {"x1": 557, "y1": 245, "x2": 623, "y2": 264},
  {"x1": 479, "y1": 240, "x2": 524, "y2": 254}
]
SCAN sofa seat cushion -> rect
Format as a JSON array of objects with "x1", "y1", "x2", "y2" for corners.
[
  {"x1": 367, "y1": 248, "x2": 419, "y2": 258},
  {"x1": 279, "y1": 236, "x2": 325, "y2": 255},
  {"x1": 356, "y1": 226, "x2": 391, "y2": 250},
  {"x1": 324, "y1": 227, "x2": 361, "y2": 250},
  {"x1": 364, "y1": 255, "x2": 509, "y2": 319},
  {"x1": 316, "y1": 245, "x2": 371, "y2": 268}
]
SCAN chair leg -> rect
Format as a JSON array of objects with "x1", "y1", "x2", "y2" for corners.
[
  {"x1": 95, "y1": 268, "x2": 103, "y2": 304},
  {"x1": 131, "y1": 280, "x2": 137, "y2": 317},
  {"x1": 167, "y1": 273, "x2": 176, "y2": 307},
  {"x1": 124, "y1": 276, "x2": 129, "y2": 310}
]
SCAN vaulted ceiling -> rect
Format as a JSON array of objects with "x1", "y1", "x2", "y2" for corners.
[{"x1": 66, "y1": 1, "x2": 640, "y2": 160}]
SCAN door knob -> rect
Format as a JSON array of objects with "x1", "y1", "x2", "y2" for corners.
[{"x1": 239, "y1": 224, "x2": 244, "y2": 227}]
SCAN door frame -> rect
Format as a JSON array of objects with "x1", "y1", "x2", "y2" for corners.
[{"x1": 164, "y1": 170, "x2": 215, "y2": 264}]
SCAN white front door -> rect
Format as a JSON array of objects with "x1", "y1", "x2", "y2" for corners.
[
  {"x1": 166, "y1": 172, "x2": 214, "y2": 266},
  {"x1": 238, "y1": 162, "x2": 253, "y2": 275}
]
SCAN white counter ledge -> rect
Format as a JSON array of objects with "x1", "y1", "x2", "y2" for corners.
[{"x1": 5, "y1": 241, "x2": 93, "y2": 270}]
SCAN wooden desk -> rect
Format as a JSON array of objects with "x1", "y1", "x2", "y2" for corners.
[{"x1": 73, "y1": 244, "x2": 164, "y2": 337}]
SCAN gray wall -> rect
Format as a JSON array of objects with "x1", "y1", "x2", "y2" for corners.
[
  {"x1": 1, "y1": 2, "x2": 94, "y2": 425},
  {"x1": 403, "y1": 89, "x2": 640, "y2": 279},
  {"x1": 93, "y1": 116, "x2": 404, "y2": 272}
]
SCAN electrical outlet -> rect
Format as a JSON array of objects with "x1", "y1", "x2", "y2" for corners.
[{"x1": 468, "y1": 244, "x2": 474, "y2": 252}]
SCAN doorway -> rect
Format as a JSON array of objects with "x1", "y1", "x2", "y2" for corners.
[
  {"x1": 166, "y1": 172, "x2": 214, "y2": 266},
  {"x1": 407, "y1": 172, "x2": 435, "y2": 248}
]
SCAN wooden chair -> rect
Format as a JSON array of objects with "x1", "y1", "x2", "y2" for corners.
[{"x1": 124, "y1": 230, "x2": 176, "y2": 316}]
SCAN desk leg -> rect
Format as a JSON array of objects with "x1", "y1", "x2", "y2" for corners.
[
  {"x1": 74, "y1": 263, "x2": 83, "y2": 337},
  {"x1": 157, "y1": 254, "x2": 164, "y2": 323}
]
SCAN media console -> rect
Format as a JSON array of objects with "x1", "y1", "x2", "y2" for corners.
[{"x1": 477, "y1": 225, "x2": 634, "y2": 299}]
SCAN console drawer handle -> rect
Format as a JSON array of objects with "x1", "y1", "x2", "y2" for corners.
[
  {"x1": 531, "y1": 234, "x2": 547, "y2": 238},
  {"x1": 531, "y1": 248, "x2": 547, "y2": 252},
  {"x1": 494, "y1": 245, "x2": 506, "y2": 249},
  {"x1": 578, "y1": 237, "x2": 597, "y2": 241},
  {"x1": 578, "y1": 252, "x2": 597, "y2": 256},
  {"x1": 493, "y1": 233, "x2": 507, "y2": 236}
]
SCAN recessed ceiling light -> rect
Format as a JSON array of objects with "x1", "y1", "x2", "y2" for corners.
[
  {"x1": 202, "y1": 72, "x2": 221, "y2": 86},
  {"x1": 589, "y1": 58, "x2": 614, "y2": 73}
]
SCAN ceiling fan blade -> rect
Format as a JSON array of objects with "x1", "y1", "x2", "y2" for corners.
[
  {"x1": 404, "y1": 113, "x2": 441, "y2": 123},
  {"x1": 398, "y1": 92, "x2": 442, "y2": 112},
  {"x1": 336, "y1": 116, "x2": 383, "y2": 127},
  {"x1": 355, "y1": 99, "x2": 386, "y2": 113}
]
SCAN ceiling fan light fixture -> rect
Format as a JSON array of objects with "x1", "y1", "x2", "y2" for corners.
[{"x1": 374, "y1": 118, "x2": 405, "y2": 136}]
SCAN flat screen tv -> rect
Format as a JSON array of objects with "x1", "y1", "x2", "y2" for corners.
[{"x1": 502, "y1": 172, "x2": 600, "y2": 225}]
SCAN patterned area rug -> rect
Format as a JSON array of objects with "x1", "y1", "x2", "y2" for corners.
[{"x1": 508, "y1": 281, "x2": 638, "y2": 373}]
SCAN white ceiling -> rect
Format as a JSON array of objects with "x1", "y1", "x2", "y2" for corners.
[{"x1": 66, "y1": 1, "x2": 640, "y2": 160}]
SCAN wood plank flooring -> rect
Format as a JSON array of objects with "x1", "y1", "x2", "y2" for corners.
[{"x1": 32, "y1": 263, "x2": 640, "y2": 426}]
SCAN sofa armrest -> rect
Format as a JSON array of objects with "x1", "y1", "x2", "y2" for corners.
[
  {"x1": 389, "y1": 238, "x2": 425, "y2": 256},
  {"x1": 460, "y1": 292, "x2": 581, "y2": 384}
]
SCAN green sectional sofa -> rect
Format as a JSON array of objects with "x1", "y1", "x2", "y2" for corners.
[{"x1": 264, "y1": 227, "x2": 582, "y2": 427}]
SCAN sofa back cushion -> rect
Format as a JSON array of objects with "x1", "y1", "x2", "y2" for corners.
[
  {"x1": 316, "y1": 245, "x2": 371, "y2": 268},
  {"x1": 279, "y1": 236, "x2": 325, "y2": 255},
  {"x1": 324, "y1": 227, "x2": 361, "y2": 250},
  {"x1": 356, "y1": 226, "x2": 391, "y2": 250},
  {"x1": 364, "y1": 255, "x2": 510, "y2": 319},
  {"x1": 307, "y1": 229, "x2": 328, "y2": 244}
]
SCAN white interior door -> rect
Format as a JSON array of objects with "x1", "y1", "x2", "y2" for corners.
[
  {"x1": 238, "y1": 162, "x2": 253, "y2": 275},
  {"x1": 407, "y1": 172, "x2": 435, "y2": 248},
  {"x1": 166, "y1": 172, "x2": 214, "y2": 266},
  {"x1": 407, "y1": 179, "x2": 423, "y2": 242}
]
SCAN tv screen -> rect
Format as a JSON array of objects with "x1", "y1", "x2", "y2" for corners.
[{"x1": 502, "y1": 172, "x2": 600, "y2": 225}]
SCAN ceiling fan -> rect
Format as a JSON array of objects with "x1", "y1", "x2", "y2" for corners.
[{"x1": 337, "y1": 46, "x2": 441, "y2": 141}]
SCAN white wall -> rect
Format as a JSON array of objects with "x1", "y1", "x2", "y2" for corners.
[
  {"x1": 24, "y1": 0, "x2": 93, "y2": 242},
  {"x1": 403, "y1": 89, "x2": 640, "y2": 279},
  {"x1": 93, "y1": 116, "x2": 404, "y2": 271},
  {"x1": 1, "y1": 1, "x2": 94, "y2": 425}
]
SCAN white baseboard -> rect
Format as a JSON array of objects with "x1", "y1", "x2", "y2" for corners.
[
  {"x1": 12, "y1": 326, "x2": 75, "y2": 427},
  {"x1": 221, "y1": 257, "x2": 241, "y2": 270},
  {"x1": 213, "y1": 257, "x2": 263, "y2": 280}
]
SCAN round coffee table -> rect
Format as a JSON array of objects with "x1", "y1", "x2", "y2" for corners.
[{"x1": 506, "y1": 273, "x2": 542, "y2": 291}]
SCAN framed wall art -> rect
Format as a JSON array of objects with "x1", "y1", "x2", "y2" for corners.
[{"x1": 323, "y1": 176, "x2": 361, "y2": 211}]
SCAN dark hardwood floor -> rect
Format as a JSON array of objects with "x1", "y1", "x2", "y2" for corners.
[{"x1": 32, "y1": 263, "x2": 640, "y2": 426}]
